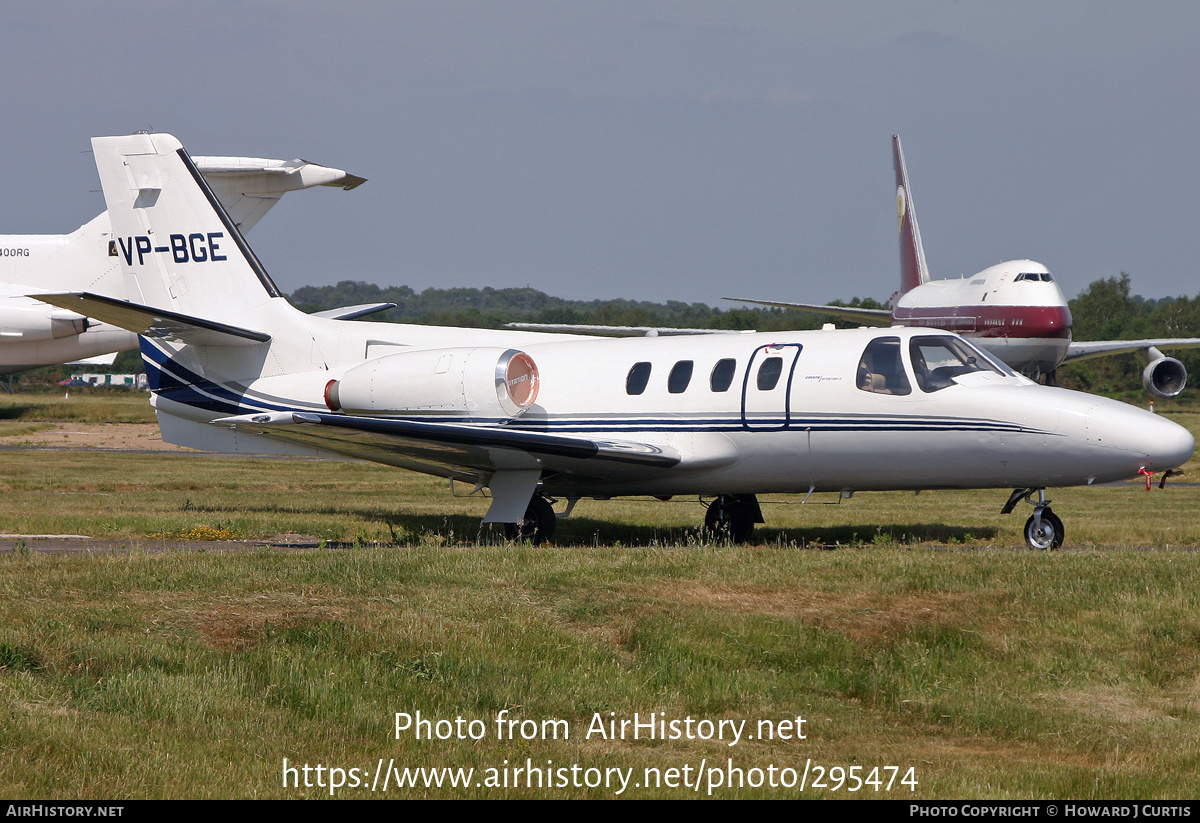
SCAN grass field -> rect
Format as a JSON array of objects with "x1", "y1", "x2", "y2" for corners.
[{"x1": 1, "y1": 393, "x2": 1199, "y2": 798}]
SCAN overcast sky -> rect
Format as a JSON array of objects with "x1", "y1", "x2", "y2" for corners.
[{"x1": 3, "y1": 1, "x2": 1198, "y2": 307}]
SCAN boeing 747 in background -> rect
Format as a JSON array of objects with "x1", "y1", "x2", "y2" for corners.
[{"x1": 730, "y1": 135, "x2": 1200, "y2": 397}]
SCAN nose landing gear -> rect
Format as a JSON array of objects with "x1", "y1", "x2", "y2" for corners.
[
  {"x1": 1002, "y1": 488, "x2": 1064, "y2": 550},
  {"x1": 1023, "y1": 506, "x2": 1064, "y2": 551}
]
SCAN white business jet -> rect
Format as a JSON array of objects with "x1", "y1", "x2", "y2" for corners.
[
  {"x1": 40, "y1": 133, "x2": 1195, "y2": 550},
  {"x1": 0, "y1": 149, "x2": 371, "y2": 374}
]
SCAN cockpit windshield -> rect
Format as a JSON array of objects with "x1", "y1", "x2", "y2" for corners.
[
  {"x1": 1014, "y1": 272, "x2": 1054, "y2": 282},
  {"x1": 909, "y1": 335, "x2": 1007, "y2": 392}
]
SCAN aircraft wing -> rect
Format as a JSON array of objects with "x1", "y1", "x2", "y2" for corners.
[
  {"x1": 724, "y1": 297, "x2": 893, "y2": 325},
  {"x1": 1062, "y1": 338, "x2": 1200, "y2": 363},
  {"x1": 209, "y1": 411, "x2": 681, "y2": 482}
]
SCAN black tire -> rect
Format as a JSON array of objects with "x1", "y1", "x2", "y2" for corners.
[
  {"x1": 1023, "y1": 507, "x2": 1064, "y2": 550},
  {"x1": 704, "y1": 495, "x2": 755, "y2": 543},
  {"x1": 504, "y1": 495, "x2": 556, "y2": 544}
]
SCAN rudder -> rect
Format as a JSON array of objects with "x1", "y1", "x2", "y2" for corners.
[{"x1": 892, "y1": 134, "x2": 930, "y2": 294}]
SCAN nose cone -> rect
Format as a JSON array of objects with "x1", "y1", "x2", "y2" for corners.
[
  {"x1": 1085, "y1": 398, "x2": 1194, "y2": 475},
  {"x1": 1141, "y1": 413, "x2": 1195, "y2": 471}
]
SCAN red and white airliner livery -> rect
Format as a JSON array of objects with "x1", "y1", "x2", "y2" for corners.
[{"x1": 731, "y1": 135, "x2": 1200, "y2": 397}]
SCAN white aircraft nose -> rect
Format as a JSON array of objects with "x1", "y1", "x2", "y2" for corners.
[
  {"x1": 1087, "y1": 401, "x2": 1194, "y2": 472},
  {"x1": 1142, "y1": 413, "x2": 1195, "y2": 471}
]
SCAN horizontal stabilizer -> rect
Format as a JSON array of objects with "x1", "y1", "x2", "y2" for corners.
[
  {"x1": 192, "y1": 156, "x2": 366, "y2": 190},
  {"x1": 191, "y1": 156, "x2": 367, "y2": 232},
  {"x1": 36, "y1": 292, "x2": 270, "y2": 346}
]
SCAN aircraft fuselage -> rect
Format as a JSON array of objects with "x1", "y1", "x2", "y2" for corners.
[
  {"x1": 891, "y1": 259, "x2": 1072, "y2": 377},
  {"x1": 146, "y1": 317, "x2": 1191, "y2": 503}
]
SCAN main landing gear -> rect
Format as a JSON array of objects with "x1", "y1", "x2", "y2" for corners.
[
  {"x1": 1002, "y1": 488, "x2": 1064, "y2": 550},
  {"x1": 703, "y1": 494, "x2": 764, "y2": 543},
  {"x1": 504, "y1": 493, "x2": 557, "y2": 544}
]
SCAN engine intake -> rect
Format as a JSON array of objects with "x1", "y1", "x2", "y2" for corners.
[
  {"x1": 324, "y1": 347, "x2": 540, "y2": 419},
  {"x1": 1144, "y1": 353, "x2": 1186, "y2": 399}
]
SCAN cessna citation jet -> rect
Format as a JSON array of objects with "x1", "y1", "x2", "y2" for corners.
[
  {"x1": 0, "y1": 150, "x2": 371, "y2": 374},
  {"x1": 731, "y1": 135, "x2": 1200, "y2": 397},
  {"x1": 39, "y1": 133, "x2": 1195, "y2": 550}
]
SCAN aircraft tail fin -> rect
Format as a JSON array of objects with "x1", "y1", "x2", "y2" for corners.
[
  {"x1": 91, "y1": 132, "x2": 289, "y2": 332},
  {"x1": 893, "y1": 134, "x2": 930, "y2": 294}
]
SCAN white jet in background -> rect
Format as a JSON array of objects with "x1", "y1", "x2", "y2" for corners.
[{"x1": 41, "y1": 132, "x2": 1196, "y2": 550}]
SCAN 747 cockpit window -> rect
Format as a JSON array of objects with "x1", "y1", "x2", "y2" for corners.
[{"x1": 909, "y1": 335, "x2": 1004, "y2": 392}]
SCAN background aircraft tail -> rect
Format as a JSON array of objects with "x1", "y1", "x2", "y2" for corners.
[{"x1": 893, "y1": 134, "x2": 930, "y2": 295}]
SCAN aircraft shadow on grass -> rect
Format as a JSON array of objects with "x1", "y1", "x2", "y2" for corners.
[{"x1": 190, "y1": 500, "x2": 997, "y2": 547}]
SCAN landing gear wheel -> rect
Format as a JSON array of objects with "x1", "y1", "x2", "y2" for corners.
[
  {"x1": 704, "y1": 495, "x2": 755, "y2": 543},
  {"x1": 1023, "y1": 507, "x2": 1064, "y2": 550},
  {"x1": 504, "y1": 495, "x2": 556, "y2": 544}
]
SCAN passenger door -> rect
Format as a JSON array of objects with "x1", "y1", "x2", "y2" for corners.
[{"x1": 740, "y1": 344, "x2": 803, "y2": 430}]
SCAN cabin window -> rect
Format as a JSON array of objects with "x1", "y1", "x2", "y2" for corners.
[
  {"x1": 626, "y1": 362, "x2": 652, "y2": 395},
  {"x1": 856, "y1": 337, "x2": 911, "y2": 396},
  {"x1": 710, "y1": 358, "x2": 736, "y2": 392},
  {"x1": 756, "y1": 357, "x2": 784, "y2": 391},
  {"x1": 668, "y1": 360, "x2": 694, "y2": 393},
  {"x1": 909, "y1": 335, "x2": 1002, "y2": 392}
]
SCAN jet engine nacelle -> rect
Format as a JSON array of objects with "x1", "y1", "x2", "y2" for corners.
[
  {"x1": 0, "y1": 306, "x2": 89, "y2": 342},
  {"x1": 1144, "y1": 352, "x2": 1186, "y2": 399},
  {"x1": 324, "y1": 347, "x2": 540, "y2": 419}
]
